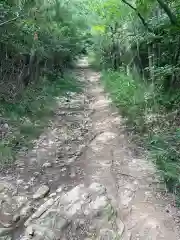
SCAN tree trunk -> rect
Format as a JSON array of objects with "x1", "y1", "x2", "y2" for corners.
[{"x1": 156, "y1": 0, "x2": 177, "y2": 25}]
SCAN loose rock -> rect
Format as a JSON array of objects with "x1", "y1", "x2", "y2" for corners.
[
  {"x1": 26, "y1": 225, "x2": 34, "y2": 237},
  {"x1": 42, "y1": 162, "x2": 52, "y2": 168},
  {"x1": 56, "y1": 186, "x2": 63, "y2": 193},
  {"x1": 70, "y1": 169, "x2": 76, "y2": 178},
  {"x1": 17, "y1": 179, "x2": 24, "y2": 185},
  {"x1": 49, "y1": 192, "x2": 56, "y2": 198},
  {"x1": 13, "y1": 214, "x2": 20, "y2": 223},
  {"x1": 33, "y1": 185, "x2": 50, "y2": 200},
  {"x1": 33, "y1": 172, "x2": 40, "y2": 177}
]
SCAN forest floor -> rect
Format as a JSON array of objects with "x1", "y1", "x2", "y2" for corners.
[{"x1": 0, "y1": 58, "x2": 180, "y2": 240}]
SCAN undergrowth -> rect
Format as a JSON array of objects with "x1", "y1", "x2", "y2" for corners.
[
  {"x1": 88, "y1": 51, "x2": 102, "y2": 70},
  {"x1": 0, "y1": 73, "x2": 81, "y2": 167},
  {"x1": 101, "y1": 70, "x2": 180, "y2": 204}
]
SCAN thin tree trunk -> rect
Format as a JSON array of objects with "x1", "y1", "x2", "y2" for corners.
[{"x1": 148, "y1": 45, "x2": 155, "y2": 82}]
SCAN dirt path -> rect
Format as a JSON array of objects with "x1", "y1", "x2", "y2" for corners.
[{"x1": 0, "y1": 59, "x2": 180, "y2": 240}]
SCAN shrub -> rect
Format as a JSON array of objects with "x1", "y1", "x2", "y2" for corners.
[{"x1": 101, "y1": 69, "x2": 180, "y2": 203}]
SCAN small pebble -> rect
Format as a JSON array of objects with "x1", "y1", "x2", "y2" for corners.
[
  {"x1": 56, "y1": 187, "x2": 63, "y2": 193},
  {"x1": 13, "y1": 214, "x2": 20, "y2": 223},
  {"x1": 50, "y1": 192, "x2": 57, "y2": 197},
  {"x1": 42, "y1": 162, "x2": 52, "y2": 168},
  {"x1": 34, "y1": 172, "x2": 40, "y2": 177},
  {"x1": 61, "y1": 167, "x2": 66, "y2": 172},
  {"x1": 26, "y1": 225, "x2": 34, "y2": 236},
  {"x1": 70, "y1": 172, "x2": 76, "y2": 178},
  {"x1": 17, "y1": 179, "x2": 23, "y2": 185}
]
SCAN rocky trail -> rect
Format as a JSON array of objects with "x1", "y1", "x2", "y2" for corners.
[{"x1": 1, "y1": 58, "x2": 180, "y2": 240}]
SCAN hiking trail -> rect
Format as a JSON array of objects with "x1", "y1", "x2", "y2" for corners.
[{"x1": 0, "y1": 58, "x2": 180, "y2": 240}]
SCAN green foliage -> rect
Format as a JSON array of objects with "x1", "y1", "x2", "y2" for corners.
[
  {"x1": 88, "y1": 0, "x2": 180, "y2": 202},
  {"x1": 0, "y1": 0, "x2": 88, "y2": 100},
  {"x1": 149, "y1": 129, "x2": 180, "y2": 193},
  {"x1": 101, "y1": 69, "x2": 180, "y2": 203},
  {"x1": 101, "y1": 70, "x2": 147, "y2": 131},
  {"x1": 0, "y1": 0, "x2": 89, "y2": 165}
]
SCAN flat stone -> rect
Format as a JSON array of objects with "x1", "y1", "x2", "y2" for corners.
[
  {"x1": 25, "y1": 198, "x2": 54, "y2": 227},
  {"x1": 66, "y1": 201, "x2": 83, "y2": 217},
  {"x1": 55, "y1": 217, "x2": 69, "y2": 230},
  {"x1": 91, "y1": 196, "x2": 108, "y2": 210},
  {"x1": 33, "y1": 185, "x2": 50, "y2": 200},
  {"x1": 61, "y1": 184, "x2": 84, "y2": 204},
  {"x1": 20, "y1": 182, "x2": 122, "y2": 240}
]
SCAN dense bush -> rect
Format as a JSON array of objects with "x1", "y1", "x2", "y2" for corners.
[
  {"x1": 0, "y1": 0, "x2": 88, "y2": 165},
  {"x1": 0, "y1": 0, "x2": 87, "y2": 101},
  {"x1": 88, "y1": 0, "x2": 180, "y2": 203},
  {"x1": 102, "y1": 70, "x2": 180, "y2": 203}
]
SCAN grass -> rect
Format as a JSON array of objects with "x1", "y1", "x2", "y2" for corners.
[
  {"x1": 0, "y1": 72, "x2": 81, "y2": 167},
  {"x1": 101, "y1": 70, "x2": 149, "y2": 132},
  {"x1": 101, "y1": 69, "x2": 180, "y2": 204}
]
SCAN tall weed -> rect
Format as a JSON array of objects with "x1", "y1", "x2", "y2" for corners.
[
  {"x1": 102, "y1": 70, "x2": 147, "y2": 132},
  {"x1": 101, "y1": 70, "x2": 180, "y2": 203}
]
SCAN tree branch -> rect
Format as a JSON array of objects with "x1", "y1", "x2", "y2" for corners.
[
  {"x1": 121, "y1": 0, "x2": 154, "y2": 33},
  {"x1": 0, "y1": 15, "x2": 23, "y2": 27},
  {"x1": 156, "y1": 0, "x2": 177, "y2": 25}
]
